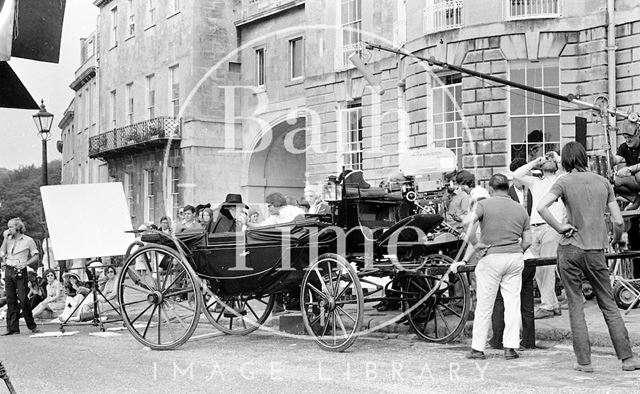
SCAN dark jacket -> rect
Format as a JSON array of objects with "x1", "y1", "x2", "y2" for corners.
[{"x1": 508, "y1": 185, "x2": 533, "y2": 216}]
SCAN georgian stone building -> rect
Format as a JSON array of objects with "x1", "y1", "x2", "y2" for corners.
[{"x1": 64, "y1": 0, "x2": 640, "y2": 227}]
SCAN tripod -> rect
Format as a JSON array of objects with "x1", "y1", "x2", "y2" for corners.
[{"x1": 59, "y1": 261, "x2": 122, "y2": 333}]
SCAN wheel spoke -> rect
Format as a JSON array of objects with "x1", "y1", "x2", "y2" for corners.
[
  {"x1": 154, "y1": 252, "x2": 161, "y2": 290},
  {"x1": 142, "y1": 304, "x2": 158, "y2": 338},
  {"x1": 160, "y1": 305, "x2": 176, "y2": 341},
  {"x1": 161, "y1": 270, "x2": 187, "y2": 295},
  {"x1": 335, "y1": 305, "x2": 356, "y2": 323},
  {"x1": 122, "y1": 282, "x2": 151, "y2": 294},
  {"x1": 332, "y1": 310, "x2": 337, "y2": 345},
  {"x1": 157, "y1": 301, "x2": 162, "y2": 343},
  {"x1": 245, "y1": 302, "x2": 260, "y2": 321},
  {"x1": 334, "y1": 310, "x2": 348, "y2": 338},
  {"x1": 120, "y1": 298, "x2": 149, "y2": 308},
  {"x1": 440, "y1": 302, "x2": 462, "y2": 318},
  {"x1": 434, "y1": 305, "x2": 451, "y2": 334},
  {"x1": 325, "y1": 260, "x2": 335, "y2": 296},
  {"x1": 163, "y1": 287, "x2": 193, "y2": 299},
  {"x1": 307, "y1": 283, "x2": 329, "y2": 302},
  {"x1": 168, "y1": 299, "x2": 196, "y2": 314},
  {"x1": 164, "y1": 303, "x2": 188, "y2": 330},
  {"x1": 335, "y1": 277, "x2": 353, "y2": 300},
  {"x1": 130, "y1": 303, "x2": 154, "y2": 325},
  {"x1": 314, "y1": 267, "x2": 329, "y2": 293}
]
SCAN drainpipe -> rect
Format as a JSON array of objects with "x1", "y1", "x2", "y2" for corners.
[{"x1": 607, "y1": 0, "x2": 617, "y2": 138}]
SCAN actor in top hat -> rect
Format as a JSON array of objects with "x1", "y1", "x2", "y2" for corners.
[
  {"x1": 209, "y1": 194, "x2": 249, "y2": 233},
  {"x1": 0, "y1": 218, "x2": 41, "y2": 335}
]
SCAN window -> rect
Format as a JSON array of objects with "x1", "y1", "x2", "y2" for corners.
[
  {"x1": 169, "y1": 0, "x2": 180, "y2": 15},
  {"x1": 432, "y1": 73, "x2": 463, "y2": 168},
  {"x1": 339, "y1": 102, "x2": 363, "y2": 170},
  {"x1": 85, "y1": 87, "x2": 91, "y2": 131},
  {"x1": 424, "y1": 0, "x2": 464, "y2": 33},
  {"x1": 289, "y1": 37, "x2": 304, "y2": 80},
  {"x1": 509, "y1": 59, "x2": 560, "y2": 162},
  {"x1": 144, "y1": 169, "x2": 155, "y2": 223},
  {"x1": 110, "y1": 89, "x2": 117, "y2": 129},
  {"x1": 124, "y1": 172, "x2": 134, "y2": 216},
  {"x1": 255, "y1": 48, "x2": 265, "y2": 86},
  {"x1": 339, "y1": 0, "x2": 362, "y2": 67},
  {"x1": 126, "y1": 83, "x2": 134, "y2": 124},
  {"x1": 147, "y1": 0, "x2": 156, "y2": 27},
  {"x1": 146, "y1": 74, "x2": 155, "y2": 119},
  {"x1": 168, "y1": 166, "x2": 180, "y2": 218},
  {"x1": 169, "y1": 65, "x2": 180, "y2": 117},
  {"x1": 127, "y1": 0, "x2": 135, "y2": 36},
  {"x1": 110, "y1": 7, "x2": 118, "y2": 48},
  {"x1": 504, "y1": 0, "x2": 560, "y2": 20}
]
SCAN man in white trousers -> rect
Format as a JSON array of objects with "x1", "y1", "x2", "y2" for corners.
[
  {"x1": 452, "y1": 174, "x2": 532, "y2": 360},
  {"x1": 512, "y1": 152, "x2": 565, "y2": 319}
]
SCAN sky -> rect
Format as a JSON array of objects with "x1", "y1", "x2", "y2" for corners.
[{"x1": 0, "y1": 0, "x2": 98, "y2": 170}]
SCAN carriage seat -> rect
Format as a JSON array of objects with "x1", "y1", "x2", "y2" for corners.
[
  {"x1": 375, "y1": 214, "x2": 444, "y2": 247},
  {"x1": 174, "y1": 230, "x2": 206, "y2": 247},
  {"x1": 342, "y1": 170, "x2": 403, "y2": 200}
]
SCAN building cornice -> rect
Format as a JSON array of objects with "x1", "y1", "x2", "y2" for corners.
[
  {"x1": 70, "y1": 66, "x2": 97, "y2": 91},
  {"x1": 235, "y1": 0, "x2": 304, "y2": 28},
  {"x1": 93, "y1": 0, "x2": 112, "y2": 8}
]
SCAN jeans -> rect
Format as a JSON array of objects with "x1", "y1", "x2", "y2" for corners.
[
  {"x1": 557, "y1": 245, "x2": 633, "y2": 365},
  {"x1": 490, "y1": 265, "x2": 536, "y2": 349},
  {"x1": 4, "y1": 266, "x2": 37, "y2": 332}
]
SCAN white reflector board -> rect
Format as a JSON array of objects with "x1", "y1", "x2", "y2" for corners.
[{"x1": 41, "y1": 183, "x2": 135, "y2": 260}]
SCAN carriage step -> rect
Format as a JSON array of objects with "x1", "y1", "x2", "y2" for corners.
[{"x1": 223, "y1": 309, "x2": 247, "y2": 318}]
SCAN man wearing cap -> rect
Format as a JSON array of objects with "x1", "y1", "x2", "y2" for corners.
[
  {"x1": 210, "y1": 194, "x2": 249, "y2": 233},
  {"x1": 0, "y1": 218, "x2": 41, "y2": 334},
  {"x1": 512, "y1": 152, "x2": 565, "y2": 320},
  {"x1": 612, "y1": 119, "x2": 640, "y2": 209}
]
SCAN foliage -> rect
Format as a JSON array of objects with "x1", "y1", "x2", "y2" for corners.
[{"x1": 0, "y1": 160, "x2": 62, "y2": 240}]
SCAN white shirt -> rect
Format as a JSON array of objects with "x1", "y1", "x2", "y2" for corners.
[
  {"x1": 261, "y1": 205, "x2": 306, "y2": 226},
  {"x1": 514, "y1": 186, "x2": 525, "y2": 207},
  {"x1": 529, "y1": 175, "x2": 565, "y2": 225}
]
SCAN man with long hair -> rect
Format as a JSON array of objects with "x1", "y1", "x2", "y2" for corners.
[
  {"x1": 0, "y1": 218, "x2": 41, "y2": 335},
  {"x1": 538, "y1": 141, "x2": 640, "y2": 372}
]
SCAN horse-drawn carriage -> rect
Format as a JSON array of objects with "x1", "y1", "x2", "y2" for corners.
[{"x1": 117, "y1": 171, "x2": 471, "y2": 352}]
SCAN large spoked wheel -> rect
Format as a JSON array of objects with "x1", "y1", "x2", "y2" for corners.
[
  {"x1": 118, "y1": 244, "x2": 201, "y2": 350},
  {"x1": 301, "y1": 253, "x2": 364, "y2": 352},
  {"x1": 202, "y1": 288, "x2": 275, "y2": 335},
  {"x1": 403, "y1": 254, "x2": 470, "y2": 343}
]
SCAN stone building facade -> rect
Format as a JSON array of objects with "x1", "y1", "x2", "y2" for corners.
[{"x1": 65, "y1": 0, "x2": 640, "y2": 226}]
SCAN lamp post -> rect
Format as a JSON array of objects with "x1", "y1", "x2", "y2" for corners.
[{"x1": 33, "y1": 100, "x2": 54, "y2": 186}]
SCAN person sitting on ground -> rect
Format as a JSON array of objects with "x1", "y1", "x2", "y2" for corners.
[
  {"x1": 253, "y1": 192, "x2": 305, "y2": 227},
  {"x1": 58, "y1": 272, "x2": 91, "y2": 322},
  {"x1": 210, "y1": 194, "x2": 249, "y2": 233},
  {"x1": 27, "y1": 272, "x2": 45, "y2": 311},
  {"x1": 175, "y1": 205, "x2": 203, "y2": 233},
  {"x1": 79, "y1": 264, "x2": 119, "y2": 318},
  {"x1": 32, "y1": 268, "x2": 65, "y2": 318}
]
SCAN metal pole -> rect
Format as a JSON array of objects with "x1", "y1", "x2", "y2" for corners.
[{"x1": 42, "y1": 138, "x2": 48, "y2": 186}]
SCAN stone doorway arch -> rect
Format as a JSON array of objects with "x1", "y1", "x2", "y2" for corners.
[{"x1": 245, "y1": 117, "x2": 306, "y2": 205}]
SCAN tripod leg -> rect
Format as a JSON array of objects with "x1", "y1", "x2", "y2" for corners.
[{"x1": 0, "y1": 361, "x2": 17, "y2": 394}]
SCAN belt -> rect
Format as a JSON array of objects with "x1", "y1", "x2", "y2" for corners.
[{"x1": 531, "y1": 223, "x2": 547, "y2": 227}]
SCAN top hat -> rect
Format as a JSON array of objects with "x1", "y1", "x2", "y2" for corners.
[{"x1": 219, "y1": 194, "x2": 249, "y2": 209}]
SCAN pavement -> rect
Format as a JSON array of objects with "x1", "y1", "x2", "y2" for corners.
[{"x1": 361, "y1": 298, "x2": 640, "y2": 349}]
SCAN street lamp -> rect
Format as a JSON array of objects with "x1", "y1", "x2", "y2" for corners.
[{"x1": 33, "y1": 99, "x2": 54, "y2": 186}]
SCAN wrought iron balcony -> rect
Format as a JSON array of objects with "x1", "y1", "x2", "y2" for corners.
[
  {"x1": 503, "y1": 0, "x2": 561, "y2": 20},
  {"x1": 89, "y1": 117, "x2": 181, "y2": 159},
  {"x1": 424, "y1": 0, "x2": 464, "y2": 34}
]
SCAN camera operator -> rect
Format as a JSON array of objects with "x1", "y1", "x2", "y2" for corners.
[
  {"x1": 0, "y1": 218, "x2": 41, "y2": 335},
  {"x1": 610, "y1": 119, "x2": 640, "y2": 210}
]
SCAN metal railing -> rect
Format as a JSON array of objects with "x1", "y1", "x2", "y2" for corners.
[
  {"x1": 424, "y1": 0, "x2": 464, "y2": 34},
  {"x1": 89, "y1": 117, "x2": 181, "y2": 157},
  {"x1": 504, "y1": 0, "x2": 560, "y2": 20}
]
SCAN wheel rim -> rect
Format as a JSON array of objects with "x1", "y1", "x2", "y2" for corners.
[
  {"x1": 301, "y1": 254, "x2": 363, "y2": 351},
  {"x1": 118, "y1": 245, "x2": 201, "y2": 349},
  {"x1": 202, "y1": 289, "x2": 275, "y2": 335},
  {"x1": 404, "y1": 254, "x2": 469, "y2": 343},
  {"x1": 618, "y1": 287, "x2": 636, "y2": 305}
]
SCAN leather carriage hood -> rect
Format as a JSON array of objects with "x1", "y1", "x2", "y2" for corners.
[{"x1": 374, "y1": 214, "x2": 444, "y2": 247}]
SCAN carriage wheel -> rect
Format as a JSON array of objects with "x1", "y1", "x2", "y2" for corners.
[
  {"x1": 301, "y1": 253, "x2": 364, "y2": 352},
  {"x1": 404, "y1": 254, "x2": 470, "y2": 343},
  {"x1": 118, "y1": 244, "x2": 201, "y2": 350},
  {"x1": 614, "y1": 282, "x2": 640, "y2": 310},
  {"x1": 202, "y1": 289, "x2": 275, "y2": 335}
]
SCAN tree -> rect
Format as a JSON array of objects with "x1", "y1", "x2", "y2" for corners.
[{"x1": 0, "y1": 160, "x2": 62, "y2": 240}]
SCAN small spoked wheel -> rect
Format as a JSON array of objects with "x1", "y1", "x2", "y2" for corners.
[
  {"x1": 118, "y1": 244, "x2": 201, "y2": 350},
  {"x1": 614, "y1": 282, "x2": 640, "y2": 310},
  {"x1": 301, "y1": 253, "x2": 364, "y2": 352},
  {"x1": 403, "y1": 254, "x2": 470, "y2": 343},
  {"x1": 202, "y1": 289, "x2": 275, "y2": 335}
]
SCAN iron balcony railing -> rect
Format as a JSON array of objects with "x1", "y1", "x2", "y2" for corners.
[
  {"x1": 424, "y1": 0, "x2": 464, "y2": 34},
  {"x1": 89, "y1": 116, "x2": 181, "y2": 158},
  {"x1": 504, "y1": 0, "x2": 561, "y2": 20}
]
